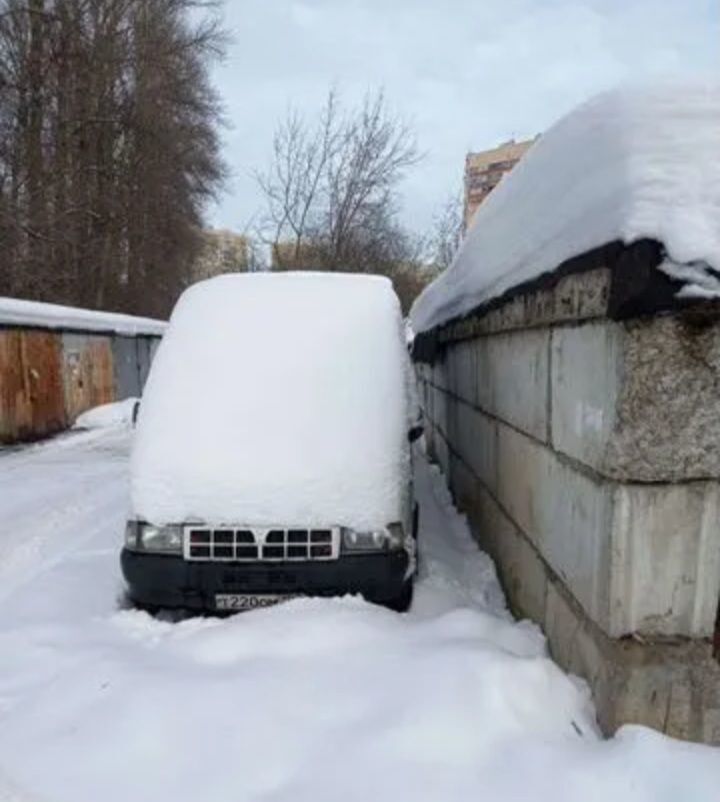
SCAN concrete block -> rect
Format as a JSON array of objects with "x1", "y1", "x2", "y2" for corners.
[
  {"x1": 702, "y1": 707, "x2": 720, "y2": 745},
  {"x1": 524, "y1": 268, "x2": 610, "y2": 329},
  {"x1": 496, "y1": 422, "x2": 614, "y2": 630},
  {"x1": 449, "y1": 452, "x2": 476, "y2": 520},
  {"x1": 454, "y1": 339, "x2": 477, "y2": 404},
  {"x1": 499, "y1": 520, "x2": 548, "y2": 623},
  {"x1": 424, "y1": 421, "x2": 438, "y2": 465},
  {"x1": 541, "y1": 578, "x2": 720, "y2": 743},
  {"x1": 445, "y1": 346, "x2": 459, "y2": 398},
  {"x1": 465, "y1": 481, "x2": 512, "y2": 559},
  {"x1": 484, "y1": 329, "x2": 550, "y2": 442},
  {"x1": 432, "y1": 386, "x2": 448, "y2": 439},
  {"x1": 543, "y1": 580, "x2": 611, "y2": 714},
  {"x1": 551, "y1": 322, "x2": 622, "y2": 469},
  {"x1": 446, "y1": 394, "x2": 459, "y2": 447},
  {"x1": 553, "y1": 316, "x2": 720, "y2": 483},
  {"x1": 607, "y1": 316, "x2": 720, "y2": 482},
  {"x1": 471, "y1": 268, "x2": 610, "y2": 336},
  {"x1": 544, "y1": 580, "x2": 584, "y2": 674},
  {"x1": 607, "y1": 639, "x2": 720, "y2": 743},
  {"x1": 487, "y1": 546, "x2": 720, "y2": 744},
  {"x1": 414, "y1": 363, "x2": 429, "y2": 384},
  {"x1": 432, "y1": 359, "x2": 448, "y2": 392},
  {"x1": 421, "y1": 380, "x2": 432, "y2": 425},
  {"x1": 454, "y1": 404, "x2": 497, "y2": 493},
  {"x1": 435, "y1": 427, "x2": 450, "y2": 478},
  {"x1": 446, "y1": 341, "x2": 475, "y2": 403},
  {"x1": 456, "y1": 482, "x2": 548, "y2": 622},
  {"x1": 425, "y1": 382, "x2": 434, "y2": 423},
  {"x1": 610, "y1": 482, "x2": 720, "y2": 637},
  {"x1": 474, "y1": 338, "x2": 492, "y2": 413}
]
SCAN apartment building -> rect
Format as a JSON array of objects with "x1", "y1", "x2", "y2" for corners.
[{"x1": 464, "y1": 138, "x2": 536, "y2": 229}]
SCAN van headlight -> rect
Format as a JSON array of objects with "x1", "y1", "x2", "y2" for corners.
[
  {"x1": 342, "y1": 524, "x2": 404, "y2": 552},
  {"x1": 125, "y1": 521, "x2": 183, "y2": 554}
]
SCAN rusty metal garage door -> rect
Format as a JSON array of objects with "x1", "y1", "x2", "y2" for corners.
[
  {"x1": 0, "y1": 330, "x2": 67, "y2": 443},
  {"x1": 61, "y1": 334, "x2": 114, "y2": 423}
]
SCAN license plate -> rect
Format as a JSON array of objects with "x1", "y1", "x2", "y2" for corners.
[{"x1": 215, "y1": 593, "x2": 294, "y2": 611}]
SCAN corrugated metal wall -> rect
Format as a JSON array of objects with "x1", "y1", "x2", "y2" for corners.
[
  {"x1": 112, "y1": 336, "x2": 143, "y2": 400},
  {"x1": 136, "y1": 337, "x2": 154, "y2": 389},
  {"x1": 0, "y1": 327, "x2": 161, "y2": 445}
]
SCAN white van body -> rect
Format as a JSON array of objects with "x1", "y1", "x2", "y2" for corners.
[{"x1": 122, "y1": 272, "x2": 417, "y2": 612}]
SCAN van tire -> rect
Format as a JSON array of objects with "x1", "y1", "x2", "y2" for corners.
[
  {"x1": 411, "y1": 502, "x2": 420, "y2": 575},
  {"x1": 120, "y1": 589, "x2": 161, "y2": 617},
  {"x1": 387, "y1": 580, "x2": 413, "y2": 613},
  {"x1": 130, "y1": 597, "x2": 161, "y2": 617}
]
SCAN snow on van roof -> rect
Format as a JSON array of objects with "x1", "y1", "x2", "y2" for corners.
[
  {"x1": 411, "y1": 84, "x2": 720, "y2": 333},
  {"x1": 0, "y1": 296, "x2": 165, "y2": 336},
  {"x1": 131, "y1": 272, "x2": 409, "y2": 528}
]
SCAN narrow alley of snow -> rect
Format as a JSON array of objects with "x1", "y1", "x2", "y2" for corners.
[{"x1": 0, "y1": 425, "x2": 718, "y2": 802}]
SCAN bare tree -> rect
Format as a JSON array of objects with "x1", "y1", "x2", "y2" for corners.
[
  {"x1": 253, "y1": 88, "x2": 445, "y2": 313},
  {"x1": 429, "y1": 193, "x2": 463, "y2": 272},
  {"x1": 255, "y1": 88, "x2": 421, "y2": 275},
  {"x1": 255, "y1": 90, "x2": 341, "y2": 269},
  {"x1": 0, "y1": 0, "x2": 226, "y2": 317}
]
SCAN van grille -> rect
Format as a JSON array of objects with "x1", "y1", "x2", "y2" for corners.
[{"x1": 183, "y1": 527, "x2": 339, "y2": 562}]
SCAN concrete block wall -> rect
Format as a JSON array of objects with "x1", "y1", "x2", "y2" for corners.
[{"x1": 416, "y1": 269, "x2": 720, "y2": 743}]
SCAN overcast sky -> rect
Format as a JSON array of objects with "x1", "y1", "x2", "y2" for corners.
[{"x1": 209, "y1": 0, "x2": 720, "y2": 237}]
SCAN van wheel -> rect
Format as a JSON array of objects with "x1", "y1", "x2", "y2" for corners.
[
  {"x1": 119, "y1": 590, "x2": 161, "y2": 617},
  {"x1": 131, "y1": 598, "x2": 161, "y2": 617},
  {"x1": 387, "y1": 580, "x2": 413, "y2": 613},
  {"x1": 411, "y1": 502, "x2": 420, "y2": 574}
]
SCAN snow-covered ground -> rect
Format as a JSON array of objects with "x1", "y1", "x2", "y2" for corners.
[
  {"x1": 0, "y1": 426, "x2": 718, "y2": 802},
  {"x1": 73, "y1": 398, "x2": 138, "y2": 431}
]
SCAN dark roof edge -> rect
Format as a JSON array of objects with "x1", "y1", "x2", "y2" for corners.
[{"x1": 412, "y1": 238, "x2": 720, "y2": 363}]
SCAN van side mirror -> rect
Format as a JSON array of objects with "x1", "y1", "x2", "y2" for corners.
[{"x1": 408, "y1": 425, "x2": 423, "y2": 443}]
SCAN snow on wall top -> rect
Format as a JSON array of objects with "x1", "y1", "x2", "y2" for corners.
[
  {"x1": 0, "y1": 296, "x2": 166, "y2": 336},
  {"x1": 131, "y1": 272, "x2": 410, "y2": 528},
  {"x1": 411, "y1": 84, "x2": 720, "y2": 333}
]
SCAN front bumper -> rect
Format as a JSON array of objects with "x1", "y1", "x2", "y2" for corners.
[{"x1": 121, "y1": 548, "x2": 411, "y2": 611}]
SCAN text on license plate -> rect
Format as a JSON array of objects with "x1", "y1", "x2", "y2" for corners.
[{"x1": 215, "y1": 594, "x2": 293, "y2": 611}]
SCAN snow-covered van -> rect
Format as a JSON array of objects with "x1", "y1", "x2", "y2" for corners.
[{"x1": 121, "y1": 272, "x2": 419, "y2": 612}]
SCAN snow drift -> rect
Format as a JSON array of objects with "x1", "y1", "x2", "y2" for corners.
[
  {"x1": 2, "y1": 441, "x2": 720, "y2": 802},
  {"x1": 131, "y1": 272, "x2": 409, "y2": 529},
  {"x1": 73, "y1": 398, "x2": 138, "y2": 430},
  {"x1": 0, "y1": 296, "x2": 165, "y2": 335},
  {"x1": 411, "y1": 83, "x2": 720, "y2": 333}
]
